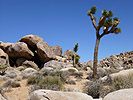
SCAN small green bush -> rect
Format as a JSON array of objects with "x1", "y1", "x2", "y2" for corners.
[
  {"x1": 27, "y1": 74, "x2": 42, "y2": 85},
  {"x1": 39, "y1": 76, "x2": 63, "y2": 90},
  {"x1": 0, "y1": 65, "x2": 8, "y2": 69}
]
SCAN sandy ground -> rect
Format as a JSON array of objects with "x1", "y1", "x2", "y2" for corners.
[
  {"x1": 5, "y1": 79, "x2": 30, "y2": 100},
  {"x1": 3, "y1": 71, "x2": 92, "y2": 100}
]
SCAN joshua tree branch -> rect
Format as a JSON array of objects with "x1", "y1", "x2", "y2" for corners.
[
  {"x1": 90, "y1": 13, "x2": 97, "y2": 30},
  {"x1": 108, "y1": 21, "x2": 120, "y2": 33},
  {"x1": 97, "y1": 16, "x2": 106, "y2": 31}
]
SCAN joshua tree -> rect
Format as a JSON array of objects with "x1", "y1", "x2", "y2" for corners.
[
  {"x1": 72, "y1": 43, "x2": 80, "y2": 67},
  {"x1": 87, "y1": 7, "x2": 121, "y2": 78}
]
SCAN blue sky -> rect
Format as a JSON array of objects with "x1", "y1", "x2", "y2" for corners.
[{"x1": 0, "y1": 0, "x2": 133, "y2": 62}]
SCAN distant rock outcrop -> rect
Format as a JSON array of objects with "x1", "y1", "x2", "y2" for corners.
[
  {"x1": 63, "y1": 49, "x2": 74, "y2": 60},
  {"x1": 51, "y1": 45, "x2": 62, "y2": 56},
  {"x1": 99, "y1": 51, "x2": 133, "y2": 69}
]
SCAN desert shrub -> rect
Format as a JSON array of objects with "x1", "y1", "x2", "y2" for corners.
[
  {"x1": 27, "y1": 74, "x2": 42, "y2": 85},
  {"x1": 99, "y1": 73, "x2": 133, "y2": 97},
  {"x1": 85, "y1": 79, "x2": 103, "y2": 98},
  {"x1": 0, "y1": 65, "x2": 8, "y2": 75},
  {"x1": 27, "y1": 70, "x2": 70, "y2": 91},
  {"x1": 39, "y1": 76, "x2": 63, "y2": 90},
  {"x1": 111, "y1": 73, "x2": 133, "y2": 90},
  {"x1": 3, "y1": 80, "x2": 20, "y2": 88}
]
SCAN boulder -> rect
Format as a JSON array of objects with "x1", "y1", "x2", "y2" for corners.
[
  {"x1": 0, "y1": 42, "x2": 34, "y2": 59},
  {"x1": 37, "y1": 42, "x2": 55, "y2": 63},
  {"x1": 51, "y1": 45, "x2": 62, "y2": 56},
  {"x1": 103, "y1": 88, "x2": 133, "y2": 100},
  {"x1": 19, "y1": 35, "x2": 44, "y2": 50},
  {"x1": 0, "y1": 48, "x2": 9, "y2": 66},
  {"x1": 63, "y1": 49, "x2": 74, "y2": 60},
  {"x1": 5, "y1": 67, "x2": 21, "y2": 78},
  {"x1": 60, "y1": 67, "x2": 78, "y2": 73},
  {"x1": 22, "y1": 60, "x2": 39, "y2": 70},
  {"x1": 43, "y1": 60, "x2": 73, "y2": 69},
  {"x1": 110, "y1": 69, "x2": 133, "y2": 80},
  {"x1": 27, "y1": 89, "x2": 93, "y2": 100},
  {"x1": 22, "y1": 68, "x2": 38, "y2": 78},
  {"x1": 0, "y1": 94, "x2": 7, "y2": 100},
  {"x1": 55, "y1": 56, "x2": 67, "y2": 62}
]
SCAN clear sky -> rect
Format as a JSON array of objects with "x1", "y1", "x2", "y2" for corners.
[{"x1": 0, "y1": 0, "x2": 133, "y2": 62}]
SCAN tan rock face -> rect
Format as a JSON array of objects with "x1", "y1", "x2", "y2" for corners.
[
  {"x1": 63, "y1": 49, "x2": 74, "y2": 60},
  {"x1": 37, "y1": 42, "x2": 55, "y2": 63},
  {"x1": 0, "y1": 42, "x2": 34, "y2": 60},
  {"x1": 103, "y1": 88, "x2": 133, "y2": 100},
  {"x1": 19, "y1": 35, "x2": 44, "y2": 50},
  {"x1": 27, "y1": 89, "x2": 93, "y2": 100},
  {"x1": 0, "y1": 48, "x2": 9, "y2": 66},
  {"x1": 51, "y1": 45, "x2": 62, "y2": 56}
]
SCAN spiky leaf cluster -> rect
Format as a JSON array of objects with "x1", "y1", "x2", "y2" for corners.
[
  {"x1": 102, "y1": 9, "x2": 108, "y2": 16},
  {"x1": 74, "y1": 43, "x2": 78, "y2": 53},
  {"x1": 104, "y1": 19, "x2": 113, "y2": 27},
  {"x1": 113, "y1": 17, "x2": 119, "y2": 21},
  {"x1": 107, "y1": 11, "x2": 113, "y2": 18},
  {"x1": 91, "y1": 6, "x2": 97, "y2": 14},
  {"x1": 87, "y1": 6, "x2": 97, "y2": 16},
  {"x1": 113, "y1": 28, "x2": 121, "y2": 34}
]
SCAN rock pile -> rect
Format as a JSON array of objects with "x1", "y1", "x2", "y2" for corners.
[
  {"x1": 0, "y1": 35, "x2": 74, "y2": 69},
  {"x1": 99, "y1": 51, "x2": 133, "y2": 69}
]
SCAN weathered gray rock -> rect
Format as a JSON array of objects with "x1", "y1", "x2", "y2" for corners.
[
  {"x1": 5, "y1": 67, "x2": 21, "y2": 79},
  {"x1": 101, "y1": 69, "x2": 133, "y2": 82},
  {"x1": 55, "y1": 56, "x2": 67, "y2": 62},
  {"x1": 22, "y1": 60, "x2": 38, "y2": 70},
  {"x1": 110, "y1": 69, "x2": 133, "y2": 79},
  {"x1": 51, "y1": 45, "x2": 62, "y2": 56},
  {"x1": 103, "y1": 88, "x2": 133, "y2": 100},
  {"x1": 37, "y1": 42, "x2": 55, "y2": 63},
  {"x1": 0, "y1": 48, "x2": 9, "y2": 66},
  {"x1": 60, "y1": 67, "x2": 78, "y2": 72},
  {"x1": 22, "y1": 68, "x2": 38, "y2": 78},
  {"x1": 27, "y1": 89, "x2": 93, "y2": 100},
  {"x1": 0, "y1": 94, "x2": 7, "y2": 100},
  {"x1": 63, "y1": 49, "x2": 74, "y2": 60},
  {"x1": 43, "y1": 60, "x2": 73, "y2": 69},
  {"x1": 19, "y1": 35, "x2": 44, "y2": 50},
  {"x1": 0, "y1": 42, "x2": 34, "y2": 59}
]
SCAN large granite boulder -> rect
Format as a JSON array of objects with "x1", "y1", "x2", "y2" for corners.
[
  {"x1": 42, "y1": 60, "x2": 73, "y2": 69},
  {"x1": 19, "y1": 35, "x2": 44, "y2": 50},
  {"x1": 0, "y1": 42, "x2": 34, "y2": 59},
  {"x1": 22, "y1": 60, "x2": 39, "y2": 70},
  {"x1": 51, "y1": 45, "x2": 62, "y2": 56},
  {"x1": 0, "y1": 48, "x2": 9, "y2": 66},
  {"x1": 22, "y1": 68, "x2": 38, "y2": 78},
  {"x1": 63, "y1": 49, "x2": 74, "y2": 60},
  {"x1": 37, "y1": 42, "x2": 55, "y2": 63},
  {"x1": 103, "y1": 88, "x2": 133, "y2": 100},
  {"x1": 27, "y1": 89, "x2": 93, "y2": 100}
]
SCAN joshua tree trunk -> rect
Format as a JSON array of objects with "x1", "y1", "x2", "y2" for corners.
[{"x1": 92, "y1": 37, "x2": 100, "y2": 78}]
